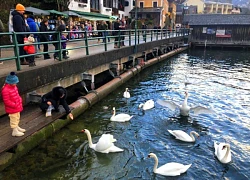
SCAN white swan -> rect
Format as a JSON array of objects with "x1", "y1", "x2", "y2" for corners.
[
  {"x1": 123, "y1": 88, "x2": 130, "y2": 98},
  {"x1": 110, "y1": 107, "x2": 133, "y2": 122},
  {"x1": 214, "y1": 141, "x2": 232, "y2": 164},
  {"x1": 139, "y1": 99, "x2": 155, "y2": 110},
  {"x1": 82, "y1": 129, "x2": 124, "y2": 153},
  {"x1": 168, "y1": 130, "x2": 199, "y2": 142},
  {"x1": 157, "y1": 91, "x2": 214, "y2": 116},
  {"x1": 148, "y1": 153, "x2": 192, "y2": 176}
]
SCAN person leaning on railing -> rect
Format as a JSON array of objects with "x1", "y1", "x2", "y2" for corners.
[
  {"x1": 51, "y1": 24, "x2": 67, "y2": 60},
  {"x1": 11, "y1": 3, "x2": 30, "y2": 65},
  {"x1": 39, "y1": 18, "x2": 51, "y2": 60}
]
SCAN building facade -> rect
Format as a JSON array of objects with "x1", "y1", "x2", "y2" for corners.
[
  {"x1": 183, "y1": 0, "x2": 233, "y2": 14},
  {"x1": 130, "y1": 0, "x2": 170, "y2": 28}
]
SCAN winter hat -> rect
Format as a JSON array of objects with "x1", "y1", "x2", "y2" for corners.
[
  {"x1": 16, "y1": 4, "x2": 25, "y2": 11},
  {"x1": 5, "y1": 72, "x2": 19, "y2": 84}
]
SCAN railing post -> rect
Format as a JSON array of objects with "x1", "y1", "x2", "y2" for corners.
[
  {"x1": 151, "y1": 29, "x2": 153, "y2": 41},
  {"x1": 84, "y1": 31, "x2": 89, "y2": 55},
  {"x1": 129, "y1": 30, "x2": 131, "y2": 46},
  {"x1": 104, "y1": 30, "x2": 107, "y2": 51},
  {"x1": 161, "y1": 29, "x2": 163, "y2": 39},
  {"x1": 118, "y1": 30, "x2": 121, "y2": 48},
  {"x1": 12, "y1": 32, "x2": 21, "y2": 71},
  {"x1": 137, "y1": 29, "x2": 140, "y2": 44},
  {"x1": 156, "y1": 29, "x2": 158, "y2": 40},
  {"x1": 57, "y1": 31, "x2": 62, "y2": 61}
]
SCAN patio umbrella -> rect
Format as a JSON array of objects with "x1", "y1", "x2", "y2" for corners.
[{"x1": 25, "y1": 7, "x2": 50, "y2": 15}]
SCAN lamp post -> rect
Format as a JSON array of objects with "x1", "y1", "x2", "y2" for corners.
[{"x1": 134, "y1": 0, "x2": 138, "y2": 53}]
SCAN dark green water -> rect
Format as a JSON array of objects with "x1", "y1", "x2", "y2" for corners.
[{"x1": 1, "y1": 49, "x2": 250, "y2": 180}]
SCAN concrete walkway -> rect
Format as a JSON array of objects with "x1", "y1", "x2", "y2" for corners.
[{"x1": 0, "y1": 34, "x2": 175, "y2": 77}]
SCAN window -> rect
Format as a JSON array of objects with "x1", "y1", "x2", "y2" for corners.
[
  {"x1": 153, "y1": 2, "x2": 157, "y2": 8},
  {"x1": 90, "y1": 0, "x2": 100, "y2": 10},
  {"x1": 139, "y1": 2, "x2": 144, "y2": 8},
  {"x1": 79, "y1": 0, "x2": 88, "y2": 3}
]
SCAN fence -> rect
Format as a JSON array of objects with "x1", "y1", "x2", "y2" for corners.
[{"x1": 0, "y1": 28, "x2": 189, "y2": 71}]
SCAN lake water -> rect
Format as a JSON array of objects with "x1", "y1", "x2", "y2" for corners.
[{"x1": 1, "y1": 49, "x2": 250, "y2": 180}]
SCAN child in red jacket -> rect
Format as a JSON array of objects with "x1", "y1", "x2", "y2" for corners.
[
  {"x1": 23, "y1": 35, "x2": 36, "y2": 67},
  {"x1": 1, "y1": 72, "x2": 26, "y2": 137}
]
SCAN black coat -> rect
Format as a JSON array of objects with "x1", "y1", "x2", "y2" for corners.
[
  {"x1": 11, "y1": 10, "x2": 28, "y2": 43},
  {"x1": 40, "y1": 86, "x2": 71, "y2": 114},
  {"x1": 39, "y1": 22, "x2": 49, "y2": 42}
]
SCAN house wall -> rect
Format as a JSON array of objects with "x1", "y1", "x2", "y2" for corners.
[
  {"x1": 68, "y1": 0, "x2": 91, "y2": 12},
  {"x1": 185, "y1": 0, "x2": 204, "y2": 14},
  {"x1": 190, "y1": 25, "x2": 250, "y2": 43}
]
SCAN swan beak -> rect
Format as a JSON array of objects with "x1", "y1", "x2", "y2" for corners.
[
  {"x1": 222, "y1": 145, "x2": 226, "y2": 150},
  {"x1": 147, "y1": 155, "x2": 150, "y2": 158},
  {"x1": 81, "y1": 130, "x2": 85, "y2": 133}
]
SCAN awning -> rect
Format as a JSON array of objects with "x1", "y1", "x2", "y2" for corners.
[
  {"x1": 62, "y1": 11, "x2": 81, "y2": 17},
  {"x1": 72, "y1": 10, "x2": 110, "y2": 21},
  {"x1": 47, "y1": 10, "x2": 68, "y2": 17},
  {"x1": 25, "y1": 7, "x2": 50, "y2": 15}
]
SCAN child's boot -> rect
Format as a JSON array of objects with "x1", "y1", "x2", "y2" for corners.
[
  {"x1": 12, "y1": 127, "x2": 24, "y2": 137},
  {"x1": 17, "y1": 126, "x2": 26, "y2": 133}
]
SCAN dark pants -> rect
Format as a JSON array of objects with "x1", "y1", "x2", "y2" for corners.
[
  {"x1": 43, "y1": 42, "x2": 50, "y2": 58},
  {"x1": 27, "y1": 55, "x2": 35, "y2": 63},
  {"x1": 53, "y1": 43, "x2": 59, "y2": 58},
  {"x1": 18, "y1": 41, "x2": 27, "y2": 63}
]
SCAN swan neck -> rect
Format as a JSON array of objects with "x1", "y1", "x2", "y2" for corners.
[
  {"x1": 223, "y1": 144, "x2": 230, "y2": 159},
  {"x1": 183, "y1": 95, "x2": 188, "y2": 105},
  {"x1": 190, "y1": 132, "x2": 195, "y2": 141},
  {"x1": 86, "y1": 131, "x2": 93, "y2": 146},
  {"x1": 153, "y1": 156, "x2": 158, "y2": 173}
]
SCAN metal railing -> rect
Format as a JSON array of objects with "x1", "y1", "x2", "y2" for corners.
[{"x1": 0, "y1": 28, "x2": 189, "y2": 71}]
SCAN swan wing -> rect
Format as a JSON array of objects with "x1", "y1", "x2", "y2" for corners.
[
  {"x1": 100, "y1": 134, "x2": 117, "y2": 143},
  {"x1": 95, "y1": 136, "x2": 113, "y2": 152},
  {"x1": 111, "y1": 113, "x2": 133, "y2": 122},
  {"x1": 157, "y1": 99, "x2": 180, "y2": 111},
  {"x1": 123, "y1": 92, "x2": 130, "y2": 98},
  {"x1": 191, "y1": 106, "x2": 215, "y2": 115},
  {"x1": 157, "y1": 162, "x2": 191, "y2": 176},
  {"x1": 168, "y1": 130, "x2": 193, "y2": 142},
  {"x1": 106, "y1": 144, "x2": 124, "y2": 153},
  {"x1": 143, "y1": 100, "x2": 155, "y2": 110}
]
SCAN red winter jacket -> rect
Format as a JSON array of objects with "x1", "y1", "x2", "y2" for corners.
[
  {"x1": 23, "y1": 44, "x2": 35, "y2": 54},
  {"x1": 1, "y1": 84, "x2": 23, "y2": 114}
]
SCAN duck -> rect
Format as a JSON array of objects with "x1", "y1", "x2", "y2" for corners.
[
  {"x1": 157, "y1": 91, "x2": 214, "y2": 116},
  {"x1": 214, "y1": 141, "x2": 232, "y2": 164},
  {"x1": 148, "y1": 153, "x2": 192, "y2": 176},
  {"x1": 168, "y1": 130, "x2": 199, "y2": 142},
  {"x1": 110, "y1": 107, "x2": 133, "y2": 122},
  {"x1": 139, "y1": 99, "x2": 155, "y2": 111},
  {"x1": 82, "y1": 129, "x2": 124, "y2": 153},
  {"x1": 123, "y1": 88, "x2": 130, "y2": 98}
]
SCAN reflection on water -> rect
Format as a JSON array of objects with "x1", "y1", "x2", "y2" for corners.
[{"x1": 1, "y1": 49, "x2": 250, "y2": 180}]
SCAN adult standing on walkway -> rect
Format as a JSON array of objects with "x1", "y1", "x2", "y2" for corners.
[
  {"x1": 39, "y1": 18, "x2": 51, "y2": 60},
  {"x1": 119, "y1": 18, "x2": 126, "y2": 47},
  {"x1": 113, "y1": 18, "x2": 120, "y2": 48},
  {"x1": 26, "y1": 15, "x2": 40, "y2": 58},
  {"x1": 11, "y1": 3, "x2": 29, "y2": 65},
  {"x1": 1, "y1": 72, "x2": 26, "y2": 137},
  {"x1": 39, "y1": 86, "x2": 73, "y2": 120}
]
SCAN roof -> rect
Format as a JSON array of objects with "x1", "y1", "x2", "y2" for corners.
[
  {"x1": 25, "y1": 7, "x2": 50, "y2": 15},
  {"x1": 130, "y1": 7, "x2": 163, "y2": 13},
  {"x1": 184, "y1": 14, "x2": 250, "y2": 25},
  {"x1": 72, "y1": 10, "x2": 110, "y2": 21},
  {"x1": 47, "y1": 10, "x2": 68, "y2": 17}
]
